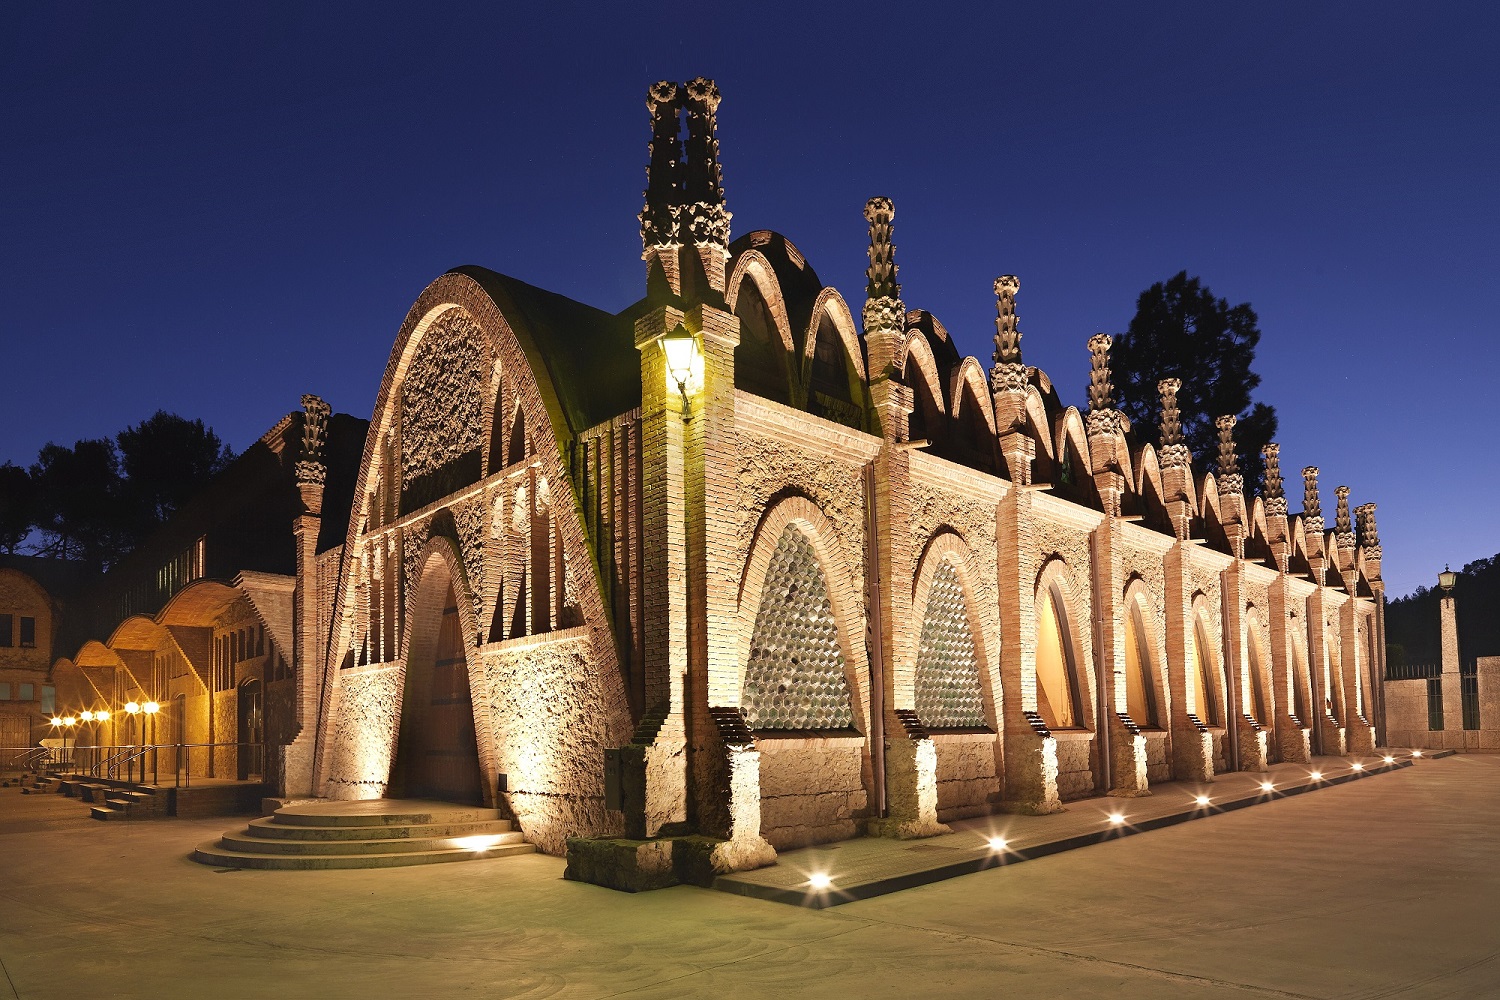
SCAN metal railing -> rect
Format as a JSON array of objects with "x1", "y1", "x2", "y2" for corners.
[
  {"x1": 23, "y1": 742, "x2": 266, "y2": 788},
  {"x1": 1462, "y1": 660, "x2": 1480, "y2": 731},
  {"x1": 0, "y1": 746, "x2": 54, "y2": 770}
]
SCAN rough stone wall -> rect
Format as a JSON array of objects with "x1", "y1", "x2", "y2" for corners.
[
  {"x1": 1382, "y1": 677, "x2": 1437, "y2": 750},
  {"x1": 757, "y1": 739, "x2": 865, "y2": 850},
  {"x1": 0, "y1": 569, "x2": 53, "y2": 674},
  {"x1": 480, "y1": 630, "x2": 616, "y2": 855},
  {"x1": 1054, "y1": 735, "x2": 1096, "y2": 800},
  {"x1": 1143, "y1": 731, "x2": 1172, "y2": 783},
  {"x1": 932, "y1": 734, "x2": 998, "y2": 820},
  {"x1": 399, "y1": 308, "x2": 488, "y2": 489},
  {"x1": 322, "y1": 665, "x2": 401, "y2": 799}
]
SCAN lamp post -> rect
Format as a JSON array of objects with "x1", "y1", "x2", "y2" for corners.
[
  {"x1": 48, "y1": 716, "x2": 62, "y2": 770},
  {"x1": 1438, "y1": 565, "x2": 1457, "y2": 593},
  {"x1": 124, "y1": 702, "x2": 140, "y2": 783},
  {"x1": 144, "y1": 701, "x2": 160, "y2": 785},
  {"x1": 80, "y1": 711, "x2": 94, "y2": 773},
  {"x1": 659, "y1": 327, "x2": 700, "y2": 419},
  {"x1": 61, "y1": 715, "x2": 76, "y2": 771}
]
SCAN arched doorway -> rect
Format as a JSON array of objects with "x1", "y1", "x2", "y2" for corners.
[
  {"x1": 236, "y1": 680, "x2": 263, "y2": 780},
  {"x1": 389, "y1": 579, "x2": 483, "y2": 804}
]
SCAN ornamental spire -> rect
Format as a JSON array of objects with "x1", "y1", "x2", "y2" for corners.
[
  {"x1": 861, "y1": 197, "x2": 905, "y2": 346},
  {"x1": 1157, "y1": 378, "x2": 1189, "y2": 469},
  {"x1": 1086, "y1": 333, "x2": 1114, "y2": 412},
  {"x1": 1260, "y1": 442, "x2": 1286, "y2": 516},
  {"x1": 1214, "y1": 414, "x2": 1240, "y2": 495},
  {"x1": 680, "y1": 77, "x2": 731, "y2": 253},
  {"x1": 1334, "y1": 485, "x2": 1355, "y2": 552},
  {"x1": 1355, "y1": 503, "x2": 1382, "y2": 561},
  {"x1": 992, "y1": 275, "x2": 1022, "y2": 367},
  {"x1": 1302, "y1": 466, "x2": 1323, "y2": 531},
  {"x1": 639, "y1": 81, "x2": 682, "y2": 254}
]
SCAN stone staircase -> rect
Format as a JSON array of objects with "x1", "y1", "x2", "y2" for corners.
[{"x1": 192, "y1": 799, "x2": 534, "y2": 870}]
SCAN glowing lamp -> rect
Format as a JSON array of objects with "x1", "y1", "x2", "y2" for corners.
[
  {"x1": 80, "y1": 711, "x2": 94, "y2": 722},
  {"x1": 1107, "y1": 813, "x2": 1125, "y2": 825},
  {"x1": 95, "y1": 710, "x2": 109, "y2": 721},
  {"x1": 1382, "y1": 755, "x2": 1394, "y2": 764},
  {"x1": 808, "y1": 873, "x2": 833, "y2": 890},
  {"x1": 987, "y1": 836, "x2": 1008, "y2": 852},
  {"x1": 1412, "y1": 750, "x2": 1423, "y2": 758},
  {"x1": 1194, "y1": 795, "x2": 1210, "y2": 806},
  {"x1": 659, "y1": 328, "x2": 700, "y2": 413},
  {"x1": 1309, "y1": 770, "x2": 1322, "y2": 781},
  {"x1": 125, "y1": 702, "x2": 140, "y2": 715},
  {"x1": 1260, "y1": 781, "x2": 1274, "y2": 792},
  {"x1": 1351, "y1": 762, "x2": 1364, "y2": 772},
  {"x1": 144, "y1": 702, "x2": 159, "y2": 715},
  {"x1": 62, "y1": 716, "x2": 76, "y2": 727},
  {"x1": 50, "y1": 716, "x2": 63, "y2": 727},
  {"x1": 1438, "y1": 566, "x2": 1457, "y2": 593}
]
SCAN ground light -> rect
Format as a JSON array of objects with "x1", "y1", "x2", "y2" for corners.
[
  {"x1": 1194, "y1": 795, "x2": 1210, "y2": 806},
  {"x1": 987, "y1": 836, "x2": 1008, "y2": 851},
  {"x1": 808, "y1": 873, "x2": 833, "y2": 890},
  {"x1": 1351, "y1": 762, "x2": 1364, "y2": 772},
  {"x1": 1310, "y1": 771, "x2": 1323, "y2": 781},
  {"x1": 1383, "y1": 755, "x2": 1395, "y2": 763},
  {"x1": 1107, "y1": 813, "x2": 1125, "y2": 825},
  {"x1": 452, "y1": 835, "x2": 504, "y2": 852},
  {"x1": 1261, "y1": 781, "x2": 1275, "y2": 792},
  {"x1": 1413, "y1": 750, "x2": 1424, "y2": 758}
]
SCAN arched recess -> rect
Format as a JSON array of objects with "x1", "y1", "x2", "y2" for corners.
[
  {"x1": 396, "y1": 306, "x2": 493, "y2": 514},
  {"x1": 1245, "y1": 607, "x2": 1273, "y2": 727},
  {"x1": 910, "y1": 532, "x2": 997, "y2": 730},
  {"x1": 1121, "y1": 580, "x2": 1165, "y2": 729},
  {"x1": 900, "y1": 333, "x2": 946, "y2": 446},
  {"x1": 1033, "y1": 560, "x2": 1091, "y2": 732},
  {"x1": 1188, "y1": 596, "x2": 1225, "y2": 727},
  {"x1": 947, "y1": 359, "x2": 998, "y2": 474},
  {"x1": 737, "y1": 512, "x2": 862, "y2": 731},
  {"x1": 727, "y1": 251, "x2": 796, "y2": 406},
  {"x1": 800, "y1": 289, "x2": 868, "y2": 430},
  {"x1": 1288, "y1": 622, "x2": 1311, "y2": 724},
  {"x1": 387, "y1": 537, "x2": 493, "y2": 806}
]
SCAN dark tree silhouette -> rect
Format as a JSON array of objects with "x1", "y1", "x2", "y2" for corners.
[
  {"x1": 117, "y1": 410, "x2": 234, "y2": 530},
  {"x1": 1111, "y1": 271, "x2": 1278, "y2": 494},
  {"x1": 0, "y1": 463, "x2": 35, "y2": 554},
  {"x1": 29, "y1": 439, "x2": 128, "y2": 568}
]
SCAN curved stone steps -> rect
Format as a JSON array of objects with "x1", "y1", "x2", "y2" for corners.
[{"x1": 190, "y1": 798, "x2": 534, "y2": 871}]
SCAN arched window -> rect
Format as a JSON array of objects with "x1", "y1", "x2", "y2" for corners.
[
  {"x1": 1124, "y1": 600, "x2": 1159, "y2": 728},
  {"x1": 1035, "y1": 581, "x2": 1082, "y2": 729},
  {"x1": 742, "y1": 526, "x2": 854, "y2": 730},
  {"x1": 1190, "y1": 614, "x2": 1219, "y2": 726},
  {"x1": 1247, "y1": 621, "x2": 1269, "y2": 724},
  {"x1": 1291, "y1": 640, "x2": 1309, "y2": 722},
  {"x1": 914, "y1": 562, "x2": 985, "y2": 729}
]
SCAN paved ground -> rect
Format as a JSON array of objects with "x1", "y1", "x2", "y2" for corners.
[{"x1": 0, "y1": 755, "x2": 1495, "y2": 999}]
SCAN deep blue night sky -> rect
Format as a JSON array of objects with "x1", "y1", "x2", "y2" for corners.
[{"x1": 3, "y1": 4, "x2": 1497, "y2": 598}]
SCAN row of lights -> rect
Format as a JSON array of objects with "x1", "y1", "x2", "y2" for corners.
[
  {"x1": 49, "y1": 701, "x2": 160, "y2": 729},
  {"x1": 809, "y1": 755, "x2": 1417, "y2": 893}
]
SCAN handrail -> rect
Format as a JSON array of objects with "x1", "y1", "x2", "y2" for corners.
[{"x1": 9, "y1": 742, "x2": 267, "y2": 787}]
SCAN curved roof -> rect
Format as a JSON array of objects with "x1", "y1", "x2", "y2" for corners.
[
  {"x1": 728, "y1": 232, "x2": 827, "y2": 352},
  {"x1": 449, "y1": 266, "x2": 641, "y2": 435}
]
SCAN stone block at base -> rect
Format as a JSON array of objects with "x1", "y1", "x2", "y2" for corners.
[{"x1": 564, "y1": 837, "x2": 678, "y2": 893}]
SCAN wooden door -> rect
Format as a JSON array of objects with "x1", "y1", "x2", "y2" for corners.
[
  {"x1": 392, "y1": 585, "x2": 482, "y2": 804},
  {"x1": 237, "y1": 681, "x2": 264, "y2": 780}
]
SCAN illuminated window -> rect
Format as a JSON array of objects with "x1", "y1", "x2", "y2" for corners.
[
  {"x1": 1190, "y1": 615, "x2": 1218, "y2": 726},
  {"x1": 1035, "y1": 583, "x2": 1081, "y2": 729},
  {"x1": 1124, "y1": 601, "x2": 1159, "y2": 727}
]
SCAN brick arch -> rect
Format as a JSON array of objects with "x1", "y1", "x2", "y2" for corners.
[
  {"x1": 1188, "y1": 591, "x2": 1227, "y2": 727},
  {"x1": 1033, "y1": 556, "x2": 1095, "y2": 731},
  {"x1": 384, "y1": 534, "x2": 500, "y2": 807},
  {"x1": 1122, "y1": 575, "x2": 1169, "y2": 730},
  {"x1": 730, "y1": 494, "x2": 868, "y2": 733},
  {"x1": 908, "y1": 529, "x2": 1000, "y2": 728},
  {"x1": 1244, "y1": 604, "x2": 1275, "y2": 726}
]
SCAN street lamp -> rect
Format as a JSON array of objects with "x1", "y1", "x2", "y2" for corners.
[
  {"x1": 144, "y1": 701, "x2": 160, "y2": 784},
  {"x1": 125, "y1": 702, "x2": 141, "y2": 783},
  {"x1": 659, "y1": 328, "x2": 700, "y2": 418},
  {"x1": 61, "y1": 715, "x2": 76, "y2": 770},
  {"x1": 1438, "y1": 566, "x2": 1457, "y2": 593}
]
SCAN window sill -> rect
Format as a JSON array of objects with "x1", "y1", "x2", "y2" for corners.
[
  {"x1": 754, "y1": 730, "x2": 865, "y2": 749},
  {"x1": 1050, "y1": 729, "x2": 1095, "y2": 742}
]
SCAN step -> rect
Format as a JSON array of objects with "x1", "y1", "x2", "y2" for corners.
[
  {"x1": 190, "y1": 840, "x2": 536, "y2": 871},
  {"x1": 90, "y1": 806, "x2": 125, "y2": 821},
  {"x1": 246, "y1": 816, "x2": 514, "y2": 841},
  {"x1": 218, "y1": 829, "x2": 526, "y2": 856},
  {"x1": 270, "y1": 801, "x2": 503, "y2": 828}
]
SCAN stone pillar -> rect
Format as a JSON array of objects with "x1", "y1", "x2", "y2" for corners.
[
  {"x1": 1342, "y1": 598, "x2": 1376, "y2": 754},
  {"x1": 1269, "y1": 577, "x2": 1311, "y2": 763},
  {"x1": 1092, "y1": 515, "x2": 1149, "y2": 795},
  {"x1": 1223, "y1": 561, "x2": 1267, "y2": 771},
  {"x1": 1165, "y1": 543, "x2": 1214, "y2": 781},
  {"x1": 284, "y1": 394, "x2": 330, "y2": 798},
  {"x1": 999, "y1": 488, "x2": 1063, "y2": 813},
  {"x1": 1440, "y1": 587, "x2": 1463, "y2": 746},
  {"x1": 858, "y1": 197, "x2": 944, "y2": 839},
  {"x1": 1355, "y1": 503, "x2": 1387, "y2": 746}
]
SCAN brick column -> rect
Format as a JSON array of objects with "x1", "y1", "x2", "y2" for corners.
[
  {"x1": 1268, "y1": 577, "x2": 1311, "y2": 763},
  {"x1": 999, "y1": 488, "x2": 1063, "y2": 813},
  {"x1": 1341, "y1": 599, "x2": 1376, "y2": 753},
  {"x1": 1092, "y1": 516, "x2": 1149, "y2": 794},
  {"x1": 1223, "y1": 562, "x2": 1268, "y2": 771},
  {"x1": 1165, "y1": 543, "x2": 1214, "y2": 781},
  {"x1": 1440, "y1": 590, "x2": 1464, "y2": 748},
  {"x1": 284, "y1": 395, "x2": 330, "y2": 798}
]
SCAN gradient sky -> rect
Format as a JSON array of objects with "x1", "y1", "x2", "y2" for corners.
[{"x1": 3, "y1": 4, "x2": 1496, "y2": 599}]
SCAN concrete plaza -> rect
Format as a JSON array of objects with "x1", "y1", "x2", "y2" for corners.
[{"x1": 1, "y1": 755, "x2": 1495, "y2": 999}]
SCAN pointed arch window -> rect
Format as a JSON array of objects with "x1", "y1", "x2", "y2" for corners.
[
  {"x1": 1035, "y1": 581, "x2": 1083, "y2": 730},
  {"x1": 1190, "y1": 614, "x2": 1219, "y2": 726},
  {"x1": 914, "y1": 561, "x2": 986, "y2": 729},
  {"x1": 1124, "y1": 600, "x2": 1159, "y2": 728}
]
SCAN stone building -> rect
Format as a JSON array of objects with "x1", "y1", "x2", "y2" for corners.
[
  {"x1": 0, "y1": 557, "x2": 89, "y2": 760},
  {"x1": 46, "y1": 405, "x2": 365, "y2": 791},
  {"x1": 304, "y1": 79, "x2": 1389, "y2": 886}
]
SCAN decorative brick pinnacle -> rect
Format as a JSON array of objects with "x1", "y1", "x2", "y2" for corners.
[
  {"x1": 1215, "y1": 414, "x2": 1239, "y2": 478},
  {"x1": 1302, "y1": 466, "x2": 1323, "y2": 529},
  {"x1": 864, "y1": 197, "x2": 899, "y2": 301},
  {"x1": 1334, "y1": 486, "x2": 1352, "y2": 535},
  {"x1": 1157, "y1": 377, "x2": 1185, "y2": 450},
  {"x1": 1260, "y1": 443, "x2": 1283, "y2": 499},
  {"x1": 640, "y1": 81, "x2": 683, "y2": 252},
  {"x1": 991, "y1": 275, "x2": 1022, "y2": 369},
  {"x1": 296, "y1": 393, "x2": 332, "y2": 488},
  {"x1": 1355, "y1": 502, "x2": 1382, "y2": 559},
  {"x1": 682, "y1": 77, "x2": 725, "y2": 208},
  {"x1": 1086, "y1": 333, "x2": 1114, "y2": 412}
]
